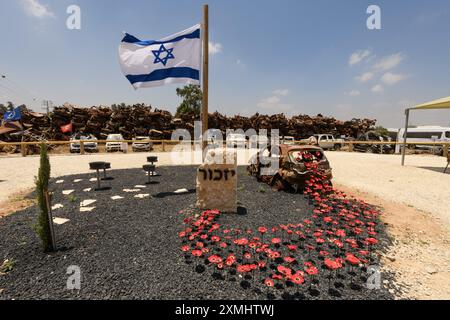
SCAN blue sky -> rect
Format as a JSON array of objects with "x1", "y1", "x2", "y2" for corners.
[{"x1": 1, "y1": 0, "x2": 450, "y2": 128}]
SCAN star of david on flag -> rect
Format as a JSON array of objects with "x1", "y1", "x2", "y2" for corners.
[
  {"x1": 118, "y1": 24, "x2": 201, "y2": 89},
  {"x1": 152, "y1": 44, "x2": 175, "y2": 66}
]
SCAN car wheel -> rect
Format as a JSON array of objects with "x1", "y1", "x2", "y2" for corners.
[{"x1": 365, "y1": 147, "x2": 374, "y2": 154}]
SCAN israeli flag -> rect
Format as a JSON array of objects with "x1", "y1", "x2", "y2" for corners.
[
  {"x1": 119, "y1": 24, "x2": 201, "y2": 89},
  {"x1": 3, "y1": 107, "x2": 22, "y2": 122}
]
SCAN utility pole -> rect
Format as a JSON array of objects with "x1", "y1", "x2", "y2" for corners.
[
  {"x1": 201, "y1": 4, "x2": 209, "y2": 154},
  {"x1": 42, "y1": 100, "x2": 53, "y2": 115}
]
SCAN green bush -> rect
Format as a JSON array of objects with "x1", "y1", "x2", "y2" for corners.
[{"x1": 33, "y1": 143, "x2": 54, "y2": 252}]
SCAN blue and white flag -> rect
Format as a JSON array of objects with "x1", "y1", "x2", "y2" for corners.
[
  {"x1": 3, "y1": 107, "x2": 22, "y2": 122},
  {"x1": 119, "y1": 24, "x2": 201, "y2": 89}
]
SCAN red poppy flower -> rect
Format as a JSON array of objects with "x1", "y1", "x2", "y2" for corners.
[
  {"x1": 258, "y1": 227, "x2": 267, "y2": 234},
  {"x1": 333, "y1": 239, "x2": 344, "y2": 248},
  {"x1": 219, "y1": 242, "x2": 227, "y2": 248},
  {"x1": 237, "y1": 264, "x2": 257, "y2": 273},
  {"x1": 313, "y1": 231, "x2": 322, "y2": 237},
  {"x1": 196, "y1": 242, "x2": 204, "y2": 248},
  {"x1": 287, "y1": 244, "x2": 298, "y2": 251},
  {"x1": 234, "y1": 238, "x2": 249, "y2": 246},
  {"x1": 225, "y1": 255, "x2": 236, "y2": 266},
  {"x1": 181, "y1": 245, "x2": 190, "y2": 252},
  {"x1": 244, "y1": 253, "x2": 252, "y2": 259},
  {"x1": 248, "y1": 242, "x2": 258, "y2": 250},
  {"x1": 258, "y1": 261, "x2": 266, "y2": 268},
  {"x1": 323, "y1": 217, "x2": 333, "y2": 223},
  {"x1": 304, "y1": 261, "x2": 313, "y2": 267},
  {"x1": 319, "y1": 250, "x2": 329, "y2": 256},
  {"x1": 316, "y1": 237, "x2": 325, "y2": 244},
  {"x1": 366, "y1": 237, "x2": 378, "y2": 245},
  {"x1": 324, "y1": 258, "x2": 342, "y2": 270},
  {"x1": 200, "y1": 234, "x2": 208, "y2": 240},
  {"x1": 271, "y1": 238, "x2": 282, "y2": 244},
  {"x1": 305, "y1": 266, "x2": 318, "y2": 276},
  {"x1": 289, "y1": 273, "x2": 305, "y2": 285},
  {"x1": 272, "y1": 274, "x2": 283, "y2": 280},
  {"x1": 283, "y1": 256, "x2": 296, "y2": 264},
  {"x1": 267, "y1": 250, "x2": 281, "y2": 259},
  {"x1": 264, "y1": 278, "x2": 274, "y2": 287},
  {"x1": 211, "y1": 236, "x2": 220, "y2": 242},
  {"x1": 178, "y1": 231, "x2": 187, "y2": 238},
  {"x1": 208, "y1": 255, "x2": 223, "y2": 264},
  {"x1": 345, "y1": 253, "x2": 360, "y2": 266},
  {"x1": 359, "y1": 250, "x2": 369, "y2": 256},
  {"x1": 336, "y1": 229, "x2": 346, "y2": 237},
  {"x1": 201, "y1": 248, "x2": 209, "y2": 254},
  {"x1": 191, "y1": 249, "x2": 203, "y2": 257},
  {"x1": 277, "y1": 265, "x2": 292, "y2": 276}
]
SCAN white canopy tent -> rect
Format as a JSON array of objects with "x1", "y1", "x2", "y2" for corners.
[{"x1": 401, "y1": 96, "x2": 450, "y2": 165}]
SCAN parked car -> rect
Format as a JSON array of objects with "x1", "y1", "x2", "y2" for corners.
[
  {"x1": 354, "y1": 131, "x2": 394, "y2": 154},
  {"x1": 70, "y1": 133, "x2": 98, "y2": 153},
  {"x1": 132, "y1": 136, "x2": 153, "y2": 152},
  {"x1": 247, "y1": 143, "x2": 332, "y2": 192},
  {"x1": 313, "y1": 134, "x2": 343, "y2": 150},
  {"x1": 281, "y1": 136, "x2": 296, "y2": 145},
  {"x1": 106, "y1": 134, "x2": 126, "y2": 152},
  {"x1": 226, "y1": 133, "x2": 247, "y2": 148}
]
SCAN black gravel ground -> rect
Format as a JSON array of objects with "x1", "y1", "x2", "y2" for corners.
[{"x1": 0, "y1": 166, "x2": 393, "y2": 300}]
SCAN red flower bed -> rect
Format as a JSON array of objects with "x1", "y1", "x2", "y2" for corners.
[{"x1": 178, "y1": 160, "x2": 383, "y2": 298}]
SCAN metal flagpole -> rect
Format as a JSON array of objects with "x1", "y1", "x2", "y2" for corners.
[
  {"x1": 201, "y1": 4, "x2": 209, "y2": 155},
  {"x1": 401, "y1": 108, "x2": 410, "y2": 166}
]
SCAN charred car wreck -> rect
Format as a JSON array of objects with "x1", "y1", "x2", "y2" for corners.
[{"x1": 247, "y1": 144, "x2": 332, "y2": 192}]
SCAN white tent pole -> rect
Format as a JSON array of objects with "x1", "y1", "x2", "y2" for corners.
[{"x1": 401, "y1": 108, "x2": 410, "y2": 166}]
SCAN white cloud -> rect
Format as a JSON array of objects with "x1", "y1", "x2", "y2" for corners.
[
  {"x1": 349, "y1": 49, "x2": 372, "y2": 66},
  {"x1": 257, "y1": 89, "x2": 293, "y2": 112},
  {"x1": 371, "y1": 84, "x2": 384, "y2": 93},
  {"x1": 273, "y1": 89, "x2": 289, "y2": 96},
  {"x1": 381, "y1": 72, "x2": 407, "y2": 85},
  {"x1": 21, "y1": 0, "x2": 54, "y2": 18},
  {"x1": 347, "y1": 90, "x2": 360, "y2": 97},
  {"x1": 355, "y1": 72, "x2": 374, "y2": 83},
  {"x1": 258, "y1": 96, "x2": 280, "y2": 106},
  {"x1": 209, "y1": 41, "x2": 222, "y2": 55},
  {"x1": 236, "y1": 59, "x2": 246, "y2": 67},
  {"x1": 373, "y1": 53, "x2": 404, "y2": 71}
]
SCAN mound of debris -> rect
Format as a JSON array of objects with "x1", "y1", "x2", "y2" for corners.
[{"x1": 0, "y1": 103, "x2": 376, "y2": 153}]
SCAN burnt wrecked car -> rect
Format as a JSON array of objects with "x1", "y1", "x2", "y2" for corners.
[
  {"x1": 247, "y1": 144, "x2": 332, "y2": 192},
  {"x1": 353, "y1": 131, "x2": 395, "y2": 154}
]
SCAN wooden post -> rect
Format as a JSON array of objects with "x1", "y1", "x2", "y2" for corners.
[
  {"x1": 80, "y1": 141, "x2": 85, "y2": 155},
  {"x1": 401, "y1": 108, "x2": 410, "y2": 166},
  {"x1": 444, "y1": 143, "x2": 449, "y2": 158},
  {"x1": 201, "y1": 4, "x2": 209, "y2": 154},
  {"x1": 162, "y1": 140, "x2": 166, "y2": 152},
  {"x1": 21, "y1": 143, "x2": 26, "y2": 157},
  {"x1": 44, "y1": 191, "x2": 56, "y2": 251},
  {"x1": 348, "y1": 142, "x2": 354, "y2": 152}
]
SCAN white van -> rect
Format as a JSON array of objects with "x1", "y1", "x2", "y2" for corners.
[{"x1": 395, "y1": 126, "x2": 450, "y2": 153}]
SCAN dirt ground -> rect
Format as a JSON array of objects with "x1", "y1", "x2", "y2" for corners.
[
  {"x1": 335, "y1": 183, "x2": 450, "y2": 300},
  {"x1": 0, "y1": 188, "x2": 34, "y2": 218}
]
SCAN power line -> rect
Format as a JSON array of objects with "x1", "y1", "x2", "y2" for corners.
[{"x1": 0, "y1": 73, "x2": 42, "y2": 107}]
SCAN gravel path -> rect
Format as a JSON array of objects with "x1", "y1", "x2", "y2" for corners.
[
  {"x1": 325, "y1": 152, "x2": 450, "y2": 229},
  {"x1": 0, "y1": 166, "x2": 392, "y2": 300}
]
